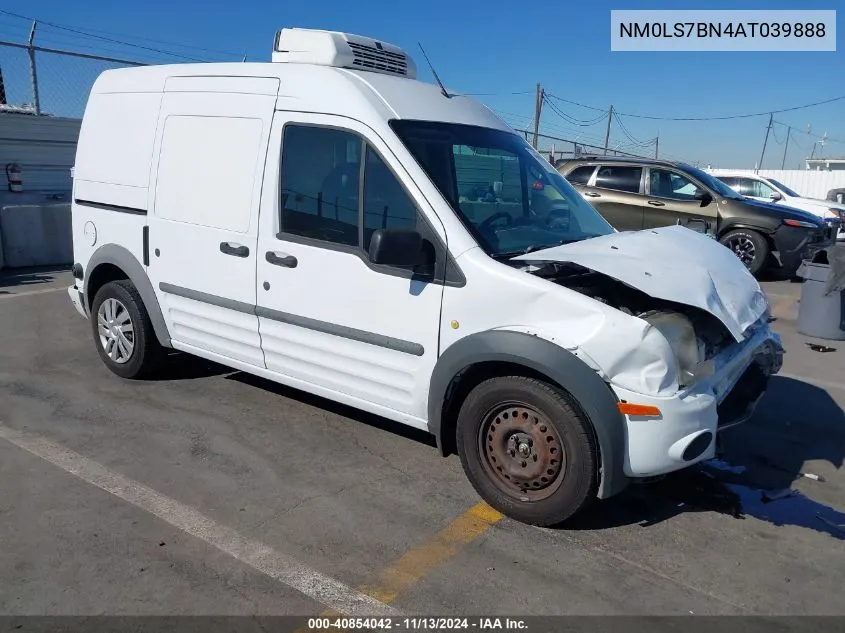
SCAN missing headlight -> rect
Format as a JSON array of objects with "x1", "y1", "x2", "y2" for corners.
[{"x1": 642, "y1": 310, "x2": 713, "y2": 387}]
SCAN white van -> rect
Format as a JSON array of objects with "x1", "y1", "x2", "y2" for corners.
[{"x1": 67, "y1": 28, "x2": 783, "y2": 526}]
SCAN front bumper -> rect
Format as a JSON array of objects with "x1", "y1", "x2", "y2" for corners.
[
  {"x1": 612, "y1": 321, "x2": 783, "y2": 478},
  {"x1": 68, "y1": 284, "x2": 88, "y2": 319},
  {"x1": 773, "y1": 224, "x2": 835, "y2": 276}
]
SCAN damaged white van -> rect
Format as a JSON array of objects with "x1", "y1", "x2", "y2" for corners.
[{"x1": 68, "y1": 28, "x2": 783, "y2": 526}]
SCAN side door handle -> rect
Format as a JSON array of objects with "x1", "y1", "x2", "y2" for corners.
[
  {"x1": 647, "y1": 200, "x2": 665, "y2": 207},
  {"x1": 220, "y1": 242, "x2": 250, "y2": 257},
  {"x1": 266, "y1": 251, "x2": 298, "y2": 268},
  {"x1": 583, "y1": 191, "x2": 601, "y2": 198}
]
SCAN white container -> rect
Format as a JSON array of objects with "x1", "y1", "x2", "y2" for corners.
[{"x1": 796, "y1": 258, "x2": 845, "y2": 340}]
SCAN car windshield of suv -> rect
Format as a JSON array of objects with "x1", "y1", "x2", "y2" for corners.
[
  {"x1": 766, "y1": 178, "x2": 801, "y2": 198},
  {"x1": 683, "y1": 165, "x2": 743, "y2": 200},
  {"x1": 390, "y1": 120, "x2": 615, "y2": 258}
]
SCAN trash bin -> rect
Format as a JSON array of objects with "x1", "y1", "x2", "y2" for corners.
[{"x1": 796, "y1": 245, "x2": 845, "y2": 340}]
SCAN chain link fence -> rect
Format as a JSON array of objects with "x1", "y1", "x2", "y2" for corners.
[
  {"x1": 0, "y1": 39, "x2": 144, "y2": 118},
  {"x1": 515, "y1": 129, "x2": 656, "y2": 163}
]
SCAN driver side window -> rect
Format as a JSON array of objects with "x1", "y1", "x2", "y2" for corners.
[
  {"x1": 748, "y1": 179, "x2": 777, "y2": 198},
  {"x1": 649, "y1": 169, "x2": 704, "y2": 201}
]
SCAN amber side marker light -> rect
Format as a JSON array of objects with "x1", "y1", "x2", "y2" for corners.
[{"x1": 617, "y1": 402, "x2": 662, "y2": 417}]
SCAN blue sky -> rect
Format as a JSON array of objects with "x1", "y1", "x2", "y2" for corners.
[{"x1": 3, "y1": 0, "x2": 843, "y2": 167}]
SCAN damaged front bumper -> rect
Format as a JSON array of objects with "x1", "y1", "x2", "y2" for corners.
[
  {"x1": 773, "y1": 224, "x2": 835, "y2": 277},
  {"x1": 613, "y1": 320, "x2": 784, "y2": 478}
]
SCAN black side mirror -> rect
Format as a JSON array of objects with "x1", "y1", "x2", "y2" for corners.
[
  {"x1": 695, "y1": 190, "x2": 713, "y2": 206},
  {"x1": 368, "y1": 228, "x2": 424, "y2": 267}
]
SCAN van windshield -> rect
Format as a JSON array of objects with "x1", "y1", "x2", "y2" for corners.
[{"x1": 389, "y1": 120, "x2": 615, "y2": 258}]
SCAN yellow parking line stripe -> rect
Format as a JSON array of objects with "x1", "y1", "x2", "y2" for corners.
[
  {"x1": 296, "y1": 501, "x2": 503, "y2": 631},
  {"x1": 358, "y1": 501, "x2": 504, "y2": 603}
]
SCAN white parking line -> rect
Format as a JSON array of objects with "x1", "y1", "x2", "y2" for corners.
[
  {"x1": 0, "y1": 423, "x2": 400, "y2": 617},
  {"x1": 0, "y1": 287, "x2": 66, "y2": 299}
]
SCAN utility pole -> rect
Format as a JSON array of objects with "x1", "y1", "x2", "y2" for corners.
[
  {"x1": 532, "y1": 83, "x2": 544, "y2": 149},
  {"x1": 654, "y1": 135, "x2": 659, "y2": 159},
  {"x1": 756, "y1": 113, "x2": 773, "y2": 173},
  {"x1": 781, "y1": 125, "x2": 791, "y2": 169},
  {"x1": 603, "y1": 105, "x2": 613, "y2": 155}
]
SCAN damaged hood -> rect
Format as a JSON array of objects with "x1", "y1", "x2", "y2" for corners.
[{"x1": 514, "y1": 225, "x2": 769, "y2": 342}]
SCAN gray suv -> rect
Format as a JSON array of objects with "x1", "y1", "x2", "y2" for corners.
[{"x1": 557, "y1": 157, "x2": 836, "y2": 278}]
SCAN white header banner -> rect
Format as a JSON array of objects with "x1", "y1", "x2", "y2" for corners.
[{"x1": 611, "y1": 10, "x2": 836, "y2": 51}]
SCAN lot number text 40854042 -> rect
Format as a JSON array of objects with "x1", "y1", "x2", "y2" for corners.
[{"x1": 307, "y1": 617, "x2": 528, "y2": 630}]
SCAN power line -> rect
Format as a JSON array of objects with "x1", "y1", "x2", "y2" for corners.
[
  {"x1": 544, "y1": 98, "x2": 607, "y2": 127},
  {"x1": 462, "y1": 90, "x2": 533, "y2": 96},
  {"x1": 613, "y1": 112, "x2": 655, "y2": 147},
  {"x1": 774, "y1": 119, "x2": 845, "y2": 145},
  {"x1": 0, "y1": 9, "x2": 221, "y2": 62},
  {"x1": 546, "y1": 90, "x2": 845, "y2": 122}
]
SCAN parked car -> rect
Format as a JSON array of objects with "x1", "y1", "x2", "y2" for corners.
[
  {"x1": 558, "y1": 157, "x2": 834, "y2": 277},
  {"x1": 67, "y1": 27, "x2": 784, "y2": 527},
  {"x1": 827, "y1": 187, "x2": 845, "y2": 205},
  {"x1": 714, "y1": 172, "x2": 845, "y2": 240}
]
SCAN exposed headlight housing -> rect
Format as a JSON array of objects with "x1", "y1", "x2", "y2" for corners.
[{"x1": 642, "y1": 311, "x2": 714, "y2": 388}]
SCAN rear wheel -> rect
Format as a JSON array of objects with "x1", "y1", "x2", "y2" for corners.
[
  {"x1": 719, "y1": 229, "x2": 769, "y2": 276},
  {"x1": 456, "y1": 376, "x2": 598, "y2": 526},
  {"x1": 91, "y1": 280, "x2": 163, "y2": 379}
]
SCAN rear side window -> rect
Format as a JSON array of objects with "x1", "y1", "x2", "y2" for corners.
[
  {"x1": 565, "y1": 165, "x2": 596, "y2": 185},
  {"x1": 594, "y1": 165, "x2": 643, "y2": 193},
  {"x1": 155, "y1": 115, "x2": 263, "y2": 232}
]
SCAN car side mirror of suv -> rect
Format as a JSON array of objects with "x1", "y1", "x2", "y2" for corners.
[
  {"x1": 694, "y1": 191, "x2": 713, "y2": 206},
  {"x1": 769, "y1": 191, "x2": 783, "y2": 201},
  {"x1": 368, "y1": 228, "x2": 425, "y2": 268}
]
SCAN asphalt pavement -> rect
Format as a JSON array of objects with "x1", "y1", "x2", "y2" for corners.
[{"x1": 1, "y1": 266, "x2": 843, "y2": 621}]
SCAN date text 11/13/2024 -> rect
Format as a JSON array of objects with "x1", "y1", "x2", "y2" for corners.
[{"x1": 307, "y1": 617, "x2": 528, "y2": 630}]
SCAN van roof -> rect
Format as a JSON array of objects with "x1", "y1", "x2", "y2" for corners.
[{"x1": 90, "y1": 62, "x2": 511, "y2": 132}]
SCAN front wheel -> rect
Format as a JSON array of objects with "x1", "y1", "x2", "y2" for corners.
[
  {"x1": 719, "y1": 229, "x2": 769, "y2": 277},
  {"x1": 456, "y1": 376, "x2": 598, "y2": 527}
]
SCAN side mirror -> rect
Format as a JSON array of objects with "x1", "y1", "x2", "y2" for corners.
[
  {"x1": 769, "y1": 191, "x2": 783, "y2": 201},
  {"x1": 694, "y1": 190, "x2": 713, "y2": 206},
  {"x1": 368, "y1": 228, "x2": 424, "y2": 267}
]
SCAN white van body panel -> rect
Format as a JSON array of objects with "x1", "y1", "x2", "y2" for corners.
[
  {"x1": 256, "y1": 111, "x2": 444, "y2": 420},
  {"x1": 69, "y1": 51, "x2": 784, "y2": 507},
  {"x1": 146, "y1": 82, "x2": 278, "y2": 367}
]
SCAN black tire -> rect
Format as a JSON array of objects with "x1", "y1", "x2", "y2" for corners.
[
  {"x1": 456, "y1": 376, "x2": 598, "y2": 527},
  {"x1": 719, "y1": 229, "x2": 769, "y2": 277},
  {"x1": 90, "y1": 279, "x2": 163, "y2": 379}
]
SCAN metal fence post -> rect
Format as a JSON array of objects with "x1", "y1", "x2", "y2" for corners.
[{"x1": 27, "y1": 20, "x2": 41, "y2": 115}]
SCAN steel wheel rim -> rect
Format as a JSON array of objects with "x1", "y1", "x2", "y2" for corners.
[
  {"x1": 97, "y1": 298, "x2": 135, "y2": 364},
  {"x1": 477, "y1": 402, "x2": 566, "y2": 502},
  {"x1": 727, "y1": 235, "x2": 756, "y2": 265}
]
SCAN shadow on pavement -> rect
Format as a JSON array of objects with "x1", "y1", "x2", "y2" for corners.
[
  {"x1": 225, "y1": 371, "x2": 437, "y2": 448},
  {"x1": 146, "y1": 351, "x2": 233, "y2": 381},
  {"x1": 561, "y1": 376, "x2": 845, "y2": 539},
  {"x1": 0, "y1": 266, "x2": 69, "y2": 292}
]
